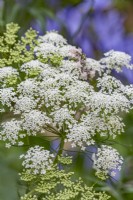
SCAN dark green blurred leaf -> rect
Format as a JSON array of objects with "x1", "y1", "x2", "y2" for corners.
[
  {"x1": 61, "y1": 0, "x2": 83, "y2": 6},
  {"x1": 7, "y1": 4, "x2": 21, "y2": 22},
  {"x1": 0, "y1": 164, "x2": 19, "y2": 200}
]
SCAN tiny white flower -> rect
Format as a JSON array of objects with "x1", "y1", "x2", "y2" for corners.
[
  {"x1": 22, "y1": 110, "x2": 51, "y2": 135},
  {"x1": 92, "y1": 145, "x2": 123, "y2": 178},
  {"x1": 38, "y1": 31, "x2": 67, "y2": 46},
  {"x1": 0, "y1": 119, "x2": 23, "y2": 147},
  {"x1": 20, "y1": 146, "x2": 55, "y2": 174},
  {"x1": 100, "y1": 50, "x2": 133, "y2": 73}
]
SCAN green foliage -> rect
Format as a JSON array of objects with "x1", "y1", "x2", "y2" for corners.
[{"x1": 0, "y1": 23, "x2": 37, "y2": 67}]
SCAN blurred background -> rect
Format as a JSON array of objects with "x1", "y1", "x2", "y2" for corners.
[{"x1": 0, "y1": 0, "x2": 133, "y2": 199}]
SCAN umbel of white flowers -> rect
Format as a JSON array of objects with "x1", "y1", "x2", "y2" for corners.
[
  {"x1": 92, "y1": 145, "x2": 123, "y2": 180},
  {"x1": 0, "y1": 30, "x2": 133, "y2": 181},
  {"x1": 20, "y1": 146, "x2": 55, "y2": 175}
]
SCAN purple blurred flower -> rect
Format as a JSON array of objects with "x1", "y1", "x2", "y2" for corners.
[
  {"x1": 56, "y1": 0, "x2": 119, "y2": 57},
  {"x1": 94, "y1": 0, "x2": 112, "y2": 10},
  {"x1": 46, "y1": 18, "x2": 60, "y2": 31},
  {"x1": 57, "y1": 7, "x2": 82, "y2": 36},
  {"x1": 93, "y1": 10, "x2": 125, "y2": 51}
]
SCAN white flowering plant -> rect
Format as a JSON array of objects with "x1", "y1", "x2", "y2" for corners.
[{"x1": 0, "y1": 23, "x2": 133, "y2": 200}]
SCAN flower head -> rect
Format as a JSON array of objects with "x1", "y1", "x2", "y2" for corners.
[
  {"x1": 38, "y1": 31, "x2": 67, "y2": 46},
  {"x1": 22, "y1": 110, "x2": 51, "y2": 135},
  {"x1": 0, "y1": 119, "x2": 24, "y2": 148},
  {"x1": 92, "y1": 145, "x2": 123, "y2": 179},
  {"x1": 0, "y1": 67, "x2": 19, "y2": 86},
  {"x1": 20, "y1": 146, "x2": 55, "y2": 174},
  {"x1": 100, "y1": 50, "x2": 133, "y2": 73}
]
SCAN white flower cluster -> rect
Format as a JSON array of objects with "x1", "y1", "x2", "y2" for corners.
[
  {"x1": 0, "y1": 87, "x2": 16, "y2": 109},
  {"x1": 39, "y1": 88, "x2": 64, "y2": 109},
  {"x1": 22, "y1": 110, "x2": 51, "y2": 135},
  {"x1": 39, "y1": 67, "x2": 58, "y2": 80},
  {"x1": 97, "y1": 75, "x2": 133, "y2": 103},
  {"x1": 100, "y1": 50, "x2": 133, "y2": 73},
  {"x1": 34, "y1": 30, "x2": 83, "y2": 64},
  {"x1": 81, "y1": 113, "x2": 125, "y2": 138},
  {"x1": 17, "y1": 79, "x2": 39, "y2": 97},
  {"x1": 64, "y1": 81, "x2": 92, "y2": 108},
  {"x1": 60, "y1": 60, "x2": 82, "y2": 77},
  {"x1": 0, "y1": 31, "x2": 133, "y2": 156},
  {"x1": 20, "y1": 60, "x2": 47, "y2": 76},
  {"x1": 97, "y1": 75, "x2": 122, "y2": 94},
  {"x1": 92, "y1": 145, "x2": 123, "y2": 179},
  {"x1": 88, "y1": 92, "x2": 130, "y2": 114},
  {"x1": 59, "y1": 45, "x2": 82, "y2": 58},
  {"x1": 38, "y1": 31, "x2": 67, "y2": 46},
  {"x1": 121, "y1": 85, "x2": 133, "y2": 101},
  {"x1": 66, "y1": 113, "x2": 125, "y2": 149},
  {"x1": 85, "y1": 58, "x2": 104, "y2": 77},
  {"x1": 51, "y1": 107, "x2": 76, "y2": 131},
  {"x1": 66, "y1": 123, "x2": 95, "y2": 150},
  {"x1": 0, "y1": 119, "x2": 24, "y2": 148},
  {"x1": 14, "y1": 96, "x2": 37, "y2": 114},
  {"x1": 0, "y1": 66, "x2": 19, "y2": 86},
  {"x1": 34, "y1": 42, "x2": 59, "y2": 59},
  {"x1": 20, "y1": 146, "x2": 55, "y2": 174}
]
